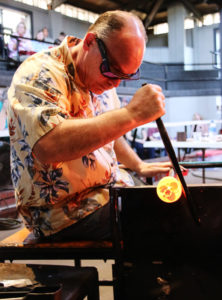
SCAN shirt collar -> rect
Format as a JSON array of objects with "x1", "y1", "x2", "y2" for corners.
[{"x1": 59, "y1": 36, "x2": 87, "y2": 90}]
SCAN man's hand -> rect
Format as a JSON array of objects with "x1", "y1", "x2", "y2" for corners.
[
  {"x1": 126, "y1": 84, "x2": 165, "y2": 126},
  {"x1": 133, "y1": 161, "x2": 172, "y2": 178}
]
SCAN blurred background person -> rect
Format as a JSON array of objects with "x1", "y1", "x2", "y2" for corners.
[
  {"x1": 7, "y1": 21, "x2": 32, "y2": 62},
  {"x1": 126, "y1": 127, "x2": 147, "y2": 160},
  {"x1": 42, "y1": 26, "x2": 53, "y2": 43},
  {"x1": 54, "y1": 32, "x2": 66, "y2": 45},
  {"x1": 32, "y1": 30, "x2": 46, "y2": 53},
  {"x1": 36, "y1": 30, "x2": 44, "y2": 41},
  {"x1": 192, "y1": 112, "x2": 209, "y2": 137}
]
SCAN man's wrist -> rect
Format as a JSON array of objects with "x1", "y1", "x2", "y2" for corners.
[{"x1": 132, "y1": 160, "x2": 144, "y2": 175}]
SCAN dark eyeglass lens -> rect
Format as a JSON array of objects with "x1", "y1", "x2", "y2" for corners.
[
  {"x1": 102, "y1": 69, "x2": 140, "y2": 80},
  {"x1": 97, "y1": 38, "x2": 140, "y2": 80}
]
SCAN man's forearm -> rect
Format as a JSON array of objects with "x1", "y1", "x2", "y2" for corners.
[
  {"x1": 114, "y1": 136, "x2": 143, "y2": 173},
  {"x1": 114, "y1": 137, "x2": 172, "y2": 178},
  {"x1": 33, "y1": 84, "x2": 166, "y2": 164},
  {"x1": 33, "y1": 107, "x2": 137, "y2": 163}
]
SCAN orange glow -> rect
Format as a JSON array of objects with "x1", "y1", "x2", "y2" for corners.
[{"x1": 157, "y1": 176, "x2": 182, "y2": 203}]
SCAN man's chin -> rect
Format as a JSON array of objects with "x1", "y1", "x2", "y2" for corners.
[
  {"x1": 93, "y1": 89, "x2": 104, "y2": 95},
  {"x1": 90, "y1": 87, "x2": 105, "y2": 95},
  {"x1": 91, "y1": 86, "x2": 113, "y2": 94}
]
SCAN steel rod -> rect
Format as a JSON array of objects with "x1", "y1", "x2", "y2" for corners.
[
  {"x1": 156, "y1": 117, "x2": 200, "y2": 224},
  {"x1": 180, "y1": 161, "x2": 222, "y2": 169}
]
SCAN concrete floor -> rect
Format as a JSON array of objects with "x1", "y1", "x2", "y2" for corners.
[{"x1": 0, "y1": 158, "x2": 222, "y2": 300}]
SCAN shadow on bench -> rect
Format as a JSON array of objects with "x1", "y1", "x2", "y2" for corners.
[{"x1": 0, "y1": 227, "x2": 115, "y2": 261}]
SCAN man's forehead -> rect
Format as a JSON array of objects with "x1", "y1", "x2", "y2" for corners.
[{"x1": 106, "y1": 32, "x2": 144, "y2": 68}]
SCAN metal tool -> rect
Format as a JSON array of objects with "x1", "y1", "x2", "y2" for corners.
[
  {"x1": 141, "y1": 83, "x2": 200, "y2": 224},
  {"x1": 156, "y1": 117, "x2": 200, "y2": 224}
]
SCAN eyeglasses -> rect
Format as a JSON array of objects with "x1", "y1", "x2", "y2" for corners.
[{"x1": 95, "y1": 37, "x2": 140, "y2": 80}]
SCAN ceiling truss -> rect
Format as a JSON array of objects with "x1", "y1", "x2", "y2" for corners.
[{"x1": 49, "y1": 0, "x2": 221, "y2": 30}]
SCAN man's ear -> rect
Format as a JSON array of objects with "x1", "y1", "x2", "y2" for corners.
[{"x1": 83, "y1": 32, "x2": 96, "y2": 50}]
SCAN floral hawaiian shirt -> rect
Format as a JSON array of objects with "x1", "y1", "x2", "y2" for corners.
[{"x1": 8, "y1": 36, "x2": 133, "y2": 237}]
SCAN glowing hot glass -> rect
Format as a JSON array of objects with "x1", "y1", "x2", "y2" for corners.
[{"x1": 157, "y1": 176, "x2": 182, "y2": 203}]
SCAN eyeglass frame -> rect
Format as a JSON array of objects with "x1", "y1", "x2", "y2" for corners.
[{"x1": 95, "y1": 37, "x2": 140, "y2": 80}]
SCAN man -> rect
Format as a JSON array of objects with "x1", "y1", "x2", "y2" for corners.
[{"x1": 8, "y1": 10, "x2": 171, "y2": 240}]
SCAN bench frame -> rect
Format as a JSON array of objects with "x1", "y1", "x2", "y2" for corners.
[{"x1": 0, "y1": 188, "x2": 124, "y2": 299}]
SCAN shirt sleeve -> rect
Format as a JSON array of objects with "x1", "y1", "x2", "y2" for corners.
[{"x1": 8, "y1": 54, "x2": 69, "y2": 150}]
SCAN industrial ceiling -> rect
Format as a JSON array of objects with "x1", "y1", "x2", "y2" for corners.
[{"x1": 49, "y1": 0, "x2": 222, "y2": 30}]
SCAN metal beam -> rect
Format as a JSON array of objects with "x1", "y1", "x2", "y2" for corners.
[
  {"x1": 61, "y1": 0, "x2": 119, "y2": 14},
  {"x1": 123, "y1": 0, "x2": 148, "y2": 11},
  {"x1": 208, "y1": 0, "x2": 222, "y2": 9},
  {"x1": 144, "y1": 0, "x2": 164, "y2": 28},
  {"x1": 180, "y1": 0, "x2": 203, "y2": 21},
  {"x1": 50, "y1": 0, "x2": 66, "y2": 10}
]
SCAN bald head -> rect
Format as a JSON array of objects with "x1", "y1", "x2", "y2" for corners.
[
  {"x1": 87, "y1": 10, "x2": 146, "y2": 74},
  {"x1": 75, "y1": 10, "x2": 146, "y2": 93},
  {"x1": 88, "y1": 10, "x2": 147, "y2": 43}
]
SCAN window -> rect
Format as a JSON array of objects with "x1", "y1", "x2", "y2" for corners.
[
  {"x1": 153, "y1": 23, "x2": 169, "y2": 35},
  {"x1": 213, "y1": 28, "x2": 220, "y2": 69},
  {"x1": 55, "y1": 4, "x2": 98, "y2": 23},
  {"x1": 0, "y1": 6, "x2": 31, "y2": 43},
  {"x1": 14, "y1": 0, "x2": 51, "y2": 10},
  {"x1": 197, "y1": 12, "x2": 220, "y2": 27},
  {"x1": 14, "y1": 0, "x2": 99, "y2": 23},
  {"x1": 185, "y1": 18, "x2": 194, "y2": 29}
]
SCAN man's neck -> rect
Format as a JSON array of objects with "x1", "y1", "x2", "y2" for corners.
[{"x1": 69, "y1": 42, "x2": 87, "y2": 90}]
